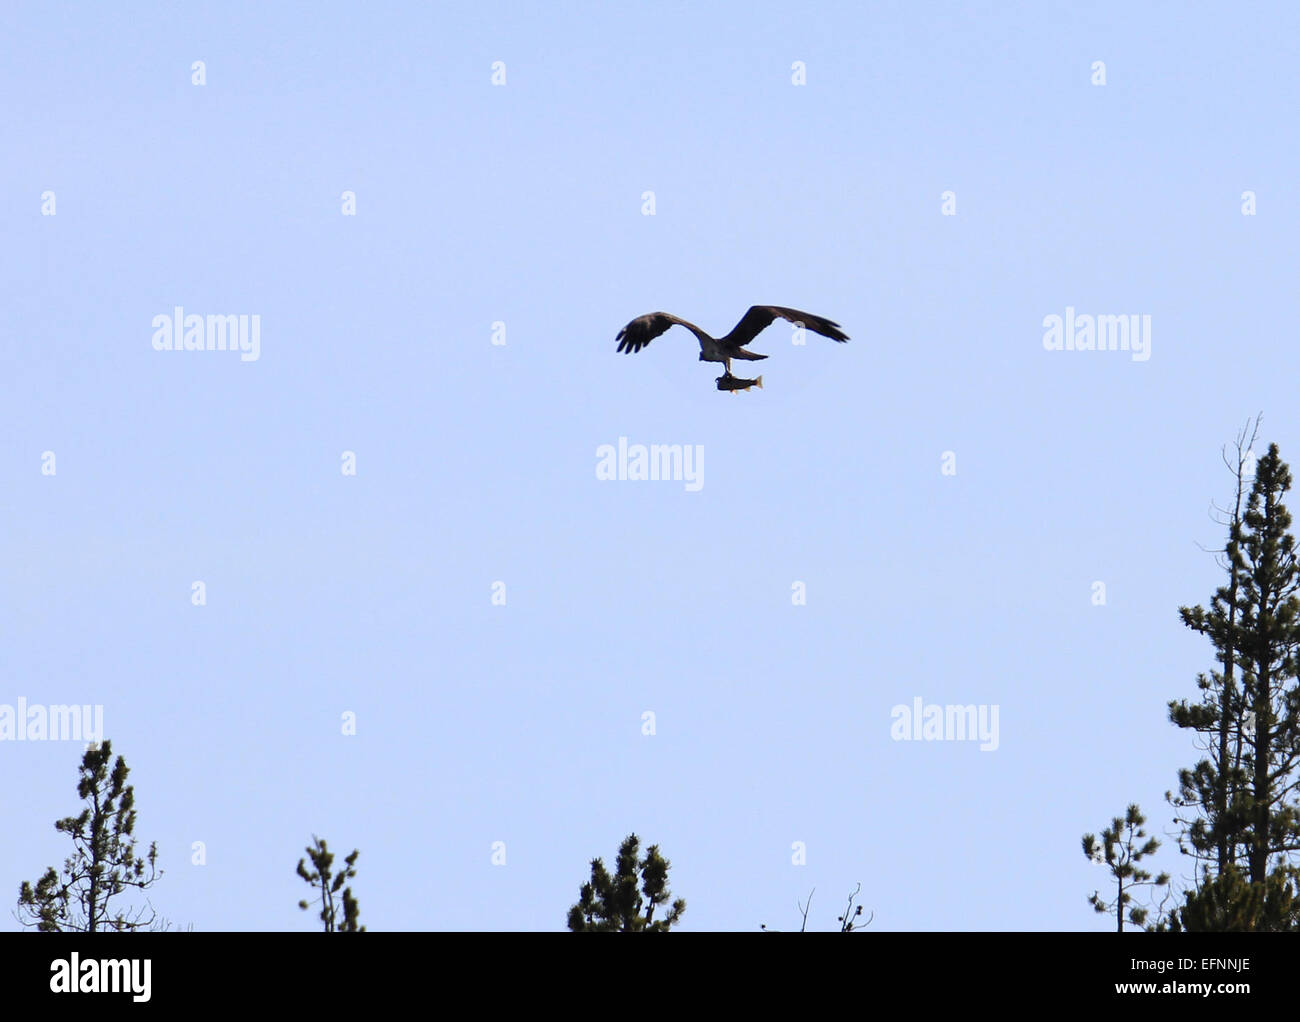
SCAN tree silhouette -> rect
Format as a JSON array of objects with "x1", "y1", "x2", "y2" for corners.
[
  {"x1": 16, "y1": 741, "x2": 161, "y2": 931},
  {"x1": 1082, "y1": 804, "x2": 1169, "y2": 931},
  {"x1": 296, "y1": 835, "x2": 363, "y2": 932},
  {"x1": 1168, "y1": 439, "x2": 1300, "y2": 926},
  {"x1": 567, "y1": 833, "x2": 685, "y2": 931}
]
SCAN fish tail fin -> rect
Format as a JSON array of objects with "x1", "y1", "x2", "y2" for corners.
[{"x1": 754, "y1": 375, "x2": 763, "y2": 389}]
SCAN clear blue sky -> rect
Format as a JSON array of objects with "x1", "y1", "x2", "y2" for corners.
[{"x1": 3, "y1": 1, "x2": 1299, "y2": 931}]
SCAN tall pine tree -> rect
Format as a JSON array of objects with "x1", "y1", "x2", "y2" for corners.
[{"x1": 1170, "y1": 437, "x2": 1300, "y2": 929}]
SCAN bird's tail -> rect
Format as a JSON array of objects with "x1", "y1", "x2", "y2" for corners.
[{"x1": 733, "y1": 348, "x2": 768, "y2": 361}]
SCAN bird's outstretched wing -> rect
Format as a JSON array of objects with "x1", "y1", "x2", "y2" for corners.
[
  {"x1": 725, "y1": 306, "x2": 849, "y2": 347},
  {"x1": 615, "y1": 312, "x2": 708, "y2": 354}
]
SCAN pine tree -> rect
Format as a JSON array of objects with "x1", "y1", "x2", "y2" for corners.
[
  {"x1": 16, "y1": 740, "x2": 161, "y2": 932},
  {"x1": 566, "y1": 833, "x2": 685, "y2": 931},
  {"x1": 1230, "y1": 445, "x2": 1300, "y2": 883},
  {"x1": 296, "y1": 835, "x2": 364, "y2": 932},
  {"x1": 1169, "y1": 436, "x2": 1300, "y2": 927},
  {"x1": 1173, "y1": 864, "x2": 1300, "y2": 931},
  {"x1": 1082, "y1": 804, "x2": 1170, "y2": 931}
]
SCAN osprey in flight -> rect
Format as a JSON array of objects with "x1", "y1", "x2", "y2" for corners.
[{"x1": 615, "y1": 305, "x2": 849, "y2": 384}]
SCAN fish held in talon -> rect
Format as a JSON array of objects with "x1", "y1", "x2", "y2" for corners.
[
  {"x1": 614, "y1": 304, "x2": 849, "y2": 390},
  {"x1": 716, "y1": 373, "x2": 762, "y2": 393}
]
